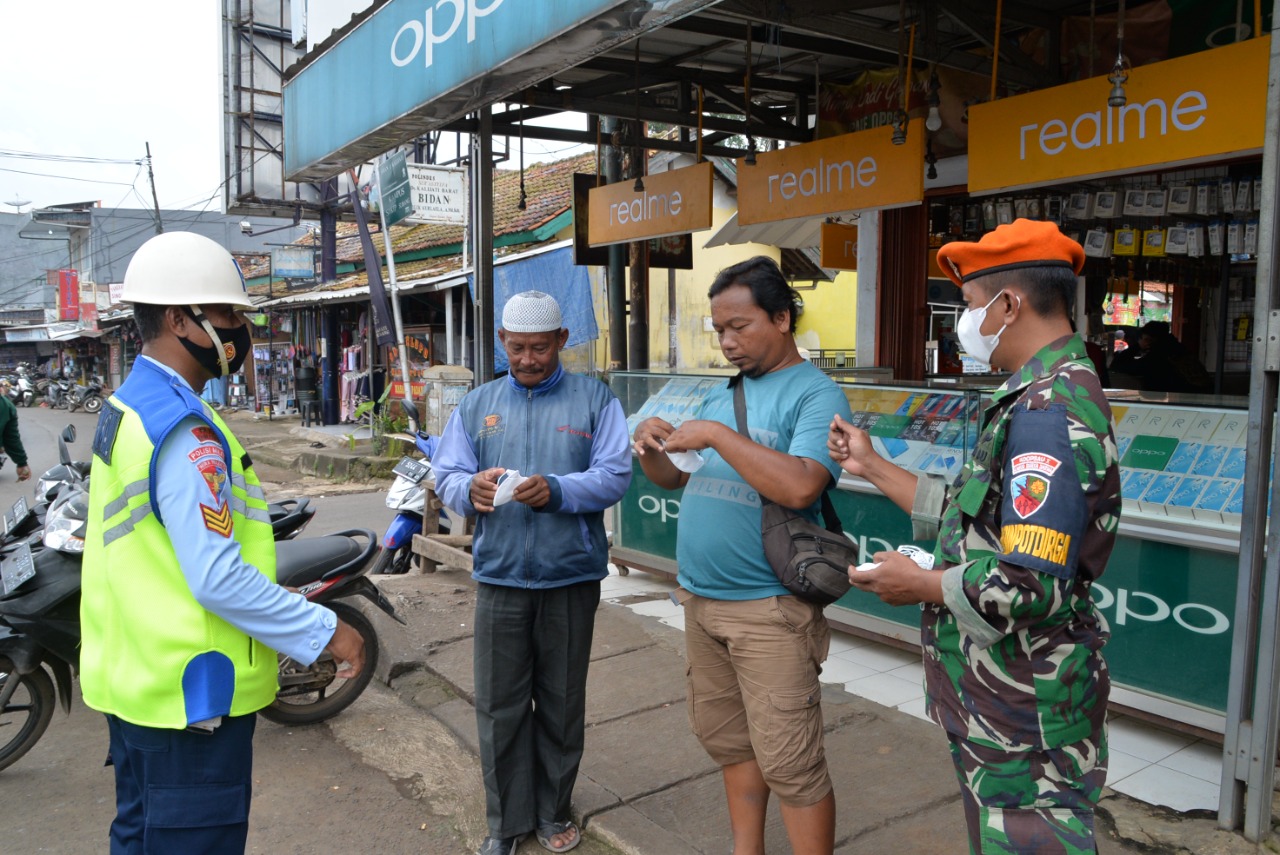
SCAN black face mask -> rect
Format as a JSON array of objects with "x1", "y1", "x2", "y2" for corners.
[{"x1": 179, "y1": 307, "x2": 251, "y2": 377}]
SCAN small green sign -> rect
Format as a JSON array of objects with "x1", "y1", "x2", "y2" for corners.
[
  {"x1": 1121, "y1": 434, "x2": 1179, "y2": 470},
  {"x1": 379, "y1": 152, "x2": 414, "y2": 226}
]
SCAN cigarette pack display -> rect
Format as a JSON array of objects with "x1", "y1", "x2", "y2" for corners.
[{"x1": 1167, "y1": 186, "x2": 1193, "y2": 214}]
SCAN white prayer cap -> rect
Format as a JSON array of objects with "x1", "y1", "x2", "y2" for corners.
[{"x1": 501, "y1": 290, "x2": 563, "y2": 333}]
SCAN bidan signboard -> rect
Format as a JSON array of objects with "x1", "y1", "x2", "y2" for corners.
[
  {"x1": 588, "y1": 161, "x2": 713, "y2": 247},
  {"x1": 968, "y1": 36, "x2": 1270, "y2": 194},
  {"x1": 736, "y1": 120, "x2": 925, "y2": 226}
]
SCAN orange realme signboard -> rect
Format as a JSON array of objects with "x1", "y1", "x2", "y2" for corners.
[
  {"x1": 969, "y1": 36, "x2": 1270, "y2": 194},
  {"x1": 737, "y1": 120, "x2": 925, "y2": 225},
  {"x1": 819, "y1": 222, "x2": 859, "y2": 270},
  {"x1": 588, "y1": 161, "x2": 713, "y2": 246}
]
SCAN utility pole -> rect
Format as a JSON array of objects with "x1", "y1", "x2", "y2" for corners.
[{"x1": 145, "y1": 142, "x2": 163, "y2": 234}]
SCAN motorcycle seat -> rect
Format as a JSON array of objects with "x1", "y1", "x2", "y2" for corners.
[{"x1": 275, "y1": 536, "x2": 366, "y2": 587}]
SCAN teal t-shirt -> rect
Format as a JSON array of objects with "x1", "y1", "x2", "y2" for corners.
[{"x1": 676, "y1": 361, "x2": 853, "y2": 600}]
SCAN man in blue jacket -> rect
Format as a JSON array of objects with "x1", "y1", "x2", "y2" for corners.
[{"x1": 434, "y1": 290, "x2": 631, "y2": 855}]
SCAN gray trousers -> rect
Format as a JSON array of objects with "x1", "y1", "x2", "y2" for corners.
[{"x1": 473, "y1": 579, "x2": 600, "y2": 838}]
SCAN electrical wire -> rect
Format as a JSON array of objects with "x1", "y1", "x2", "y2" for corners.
[{"x1": 0, "y1": 148, "x2": 140, "y2": 165}]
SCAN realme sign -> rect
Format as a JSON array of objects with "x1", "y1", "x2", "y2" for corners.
[
  {"x1": 968, "y1": 36, "x2": 1269, "y2": 194},
  {"x1": 284, "y1": 0, "x2": 721, "y2": 182},
  {"x1": 588, "y1": 162, "x2": 713, "y2": 246},
  {"x1": 736, "y1": 120, "x2": 925, "y2": 225},
  {"x1": 820, "y1": 222, "x2": 859, "y2": 270}
]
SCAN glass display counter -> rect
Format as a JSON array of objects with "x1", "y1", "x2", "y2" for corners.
[{"x1": 607, "y1": 370, "x2": 1251, "y2": 734}]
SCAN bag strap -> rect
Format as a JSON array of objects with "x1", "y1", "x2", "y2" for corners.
[{"x1": 731, "y1": 377, "x2": 844, "y2": 534}]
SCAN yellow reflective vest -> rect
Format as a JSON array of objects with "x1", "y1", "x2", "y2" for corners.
[{"x1": 81, "y1": 359, "x2": 277, "y2": 728}]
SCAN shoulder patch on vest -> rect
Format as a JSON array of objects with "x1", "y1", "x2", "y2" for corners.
[
  {"x1": 93, "y1": 401, "x2": 124, "y2": 465},
  {"x1": 240, "y1": 452, "x2": 253, "y2": 471}
]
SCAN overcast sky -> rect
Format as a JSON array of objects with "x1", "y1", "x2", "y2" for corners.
[{"x1": 0, "y1": 1, "x2": 587, "y2": 220}]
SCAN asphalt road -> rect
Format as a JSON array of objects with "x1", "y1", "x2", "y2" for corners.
[{"x1": 0, "y1": 402, "x2": 479, "y2": 854}]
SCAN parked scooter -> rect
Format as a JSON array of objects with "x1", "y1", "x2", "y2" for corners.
[
  {"x1": 371, "y1": 400, "x2": 444, "y2": 575},
  {"x1": 67, "y1": 375, "x2": 104, "y2": 415},
  {"x1": 44, "y1": 379, "x2": 70, "y2": 410}
]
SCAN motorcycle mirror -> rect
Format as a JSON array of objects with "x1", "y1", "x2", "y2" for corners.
[
  {"x1": 399, "y1": 398, "x2": 419, "y2": 431},
  {"x1": 58, "y1": 424, "x2": 75, "y2": 466}
]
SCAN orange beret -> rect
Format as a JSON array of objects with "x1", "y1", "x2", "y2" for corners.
[{"x1": 935, "y1": 218, "x2": 1085, "y2": 288}]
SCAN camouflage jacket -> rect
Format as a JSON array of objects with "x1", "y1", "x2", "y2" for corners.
[{"x1": 912, "y1": 334, "x2": 1122, "y2": 751}]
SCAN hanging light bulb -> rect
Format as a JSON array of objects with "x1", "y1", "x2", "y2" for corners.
[
  {"x1": 924, "y1": 139, "x2": 938, "y2": 180},
  {"x1": 925, "y1": 70, "x2": 942, "y2": 132},
  {"x1": 745, "y1": 136, "x2": 757, "y2": 166},
  {"x1": 891, "y1": 109, "x2": 908, "y2": 145},
  {"x1": 634, "y1": 175, "x2": 645, "y2": 192}
]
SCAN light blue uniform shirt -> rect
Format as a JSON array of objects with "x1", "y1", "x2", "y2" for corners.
[{"x1": 144, "y1": 356, "x2": 336, "y2": 663}]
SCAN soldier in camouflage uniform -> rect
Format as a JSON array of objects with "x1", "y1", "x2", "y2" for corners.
[{"x1": 828, "y1": 219, "x2": 1121, "y2": 854}]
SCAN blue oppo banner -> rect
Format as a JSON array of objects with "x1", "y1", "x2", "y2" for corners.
[{"x1": 284, "y1": 0, "x2": 720, "y2": 181}]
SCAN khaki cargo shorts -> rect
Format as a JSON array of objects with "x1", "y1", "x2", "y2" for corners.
[{"x1": 676, "y1": 589, "x2": 832, "y2": 806}]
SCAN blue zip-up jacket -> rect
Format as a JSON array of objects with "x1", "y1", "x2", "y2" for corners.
[{"x1": 433, "y1": 366, "x2": 631, "y2": 588}]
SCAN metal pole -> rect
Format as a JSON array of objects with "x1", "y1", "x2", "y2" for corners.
[
  {"x1": 602, "y1": 117, "x2": 627, "y2": 369},
  {"x1": 1219, "y1": 12, "x2": 1280, "y2": 840},
  {"x1": 446, "y1": 287, "x2": 456, "y2": 365},
  {"x1": 376, "y1": 160, "x2": 414, "y2": 410},
  {"x1": 471, "y1": 108, "x2": 495, "y2": 383}
]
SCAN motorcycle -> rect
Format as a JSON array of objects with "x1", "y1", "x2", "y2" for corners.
[
  {"x1": 67, "y1": 375, "x2": 104, "y2": 415},
  {"x1": 262, "y1": 527, "x2": 401, "y2": 724},
  {"x1": 372, "y1": 400, "x2": 444, "y2": 575},
  {"x1": 0, "y1": 431, "x2": 394, "y2": 768},
  {"x1": 44, "y1": 379, "x2": 70, "y2": 410}
]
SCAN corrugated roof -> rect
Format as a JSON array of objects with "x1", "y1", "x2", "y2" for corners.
[{"x1": 241, "y1": 151, "x2": 595, "y2": 287}]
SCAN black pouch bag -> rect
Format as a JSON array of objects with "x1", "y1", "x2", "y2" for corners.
[{"x1": 732, "y1": 379, "x2": 857, "y2": 606}]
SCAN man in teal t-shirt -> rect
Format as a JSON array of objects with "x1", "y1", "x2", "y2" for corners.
[{"x1": 633, "y1": 256, "x2": 852, "y2": 855}]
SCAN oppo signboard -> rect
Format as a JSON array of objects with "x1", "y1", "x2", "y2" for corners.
[{"x1": 283, "y1": 0, "x2": 722, "y2": 182}]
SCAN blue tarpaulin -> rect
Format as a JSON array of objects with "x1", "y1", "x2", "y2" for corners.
[{"x1": 468, "y1": 246, "x2": 598, "y2": 373}]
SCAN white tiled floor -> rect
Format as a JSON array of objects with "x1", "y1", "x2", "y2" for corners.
[{"x1": 603, "y1": 565, "x2": 1226, "y2": 814}]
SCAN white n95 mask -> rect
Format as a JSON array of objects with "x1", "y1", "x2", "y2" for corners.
[{"x1": 955, "y1": 289, "x2": 1018, "y2": 366}]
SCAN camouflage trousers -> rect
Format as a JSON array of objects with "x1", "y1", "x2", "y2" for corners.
[{"x1": 947, "y1": 732, "x2": 1107, "y2": 855}]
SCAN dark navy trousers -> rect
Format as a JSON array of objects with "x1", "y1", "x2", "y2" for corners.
[{"x1": 105, "y1": 713, "x2": 256, "y2": 855}]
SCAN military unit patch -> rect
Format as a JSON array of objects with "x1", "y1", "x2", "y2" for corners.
[
  {"x1": 196, "y1": 459, "x2": 228, "y2": 500},
  {"x1": 200, "y1": 501, "x2": 233, "y2": 537},
  {"x1": 1010, "y1": 453, "x2": 1060, "y2": 519}
]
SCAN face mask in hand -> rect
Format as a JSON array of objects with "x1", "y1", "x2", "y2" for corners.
[
  {"x1": 955, "y1": 289, "x2": 1018, "y2": 366},
  {"x1": 179, "y1": 306, "x2": 252, "y2": 377}
]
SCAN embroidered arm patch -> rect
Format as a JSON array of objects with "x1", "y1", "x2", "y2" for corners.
[
  {"x1": 998, "y1": 404, "x2": 1087, "y2": 580},
  {"x1": 93, "y1": 401, "x2": 124, "y2": 465},
  {"x1": 200, "y1": 501, "x2": 233, "y2": 537}
]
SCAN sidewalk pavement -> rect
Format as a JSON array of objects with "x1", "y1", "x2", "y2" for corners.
[{"x1": 226, "y1": 406, "x2": 1272, "y2": 854}]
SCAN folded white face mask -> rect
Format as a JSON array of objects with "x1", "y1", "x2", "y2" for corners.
[
  {"x1": 492, "y1": 469, "x2": 530, "y2": 506},
  {"x1": 665, "y1": 449, "x2": 706, "y2": 473},
  {"x1": 855, "y1": 543, "x2": 937, "y2": 573}
]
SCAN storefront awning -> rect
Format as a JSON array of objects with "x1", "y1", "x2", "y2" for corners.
[{"x1": 703, "y1": 212, "x2": 825, "y2": 250}]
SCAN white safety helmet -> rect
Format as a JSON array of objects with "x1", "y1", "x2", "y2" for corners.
[{"x1": 121, "y1": 232, "x2": 254, "y2": 309}]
